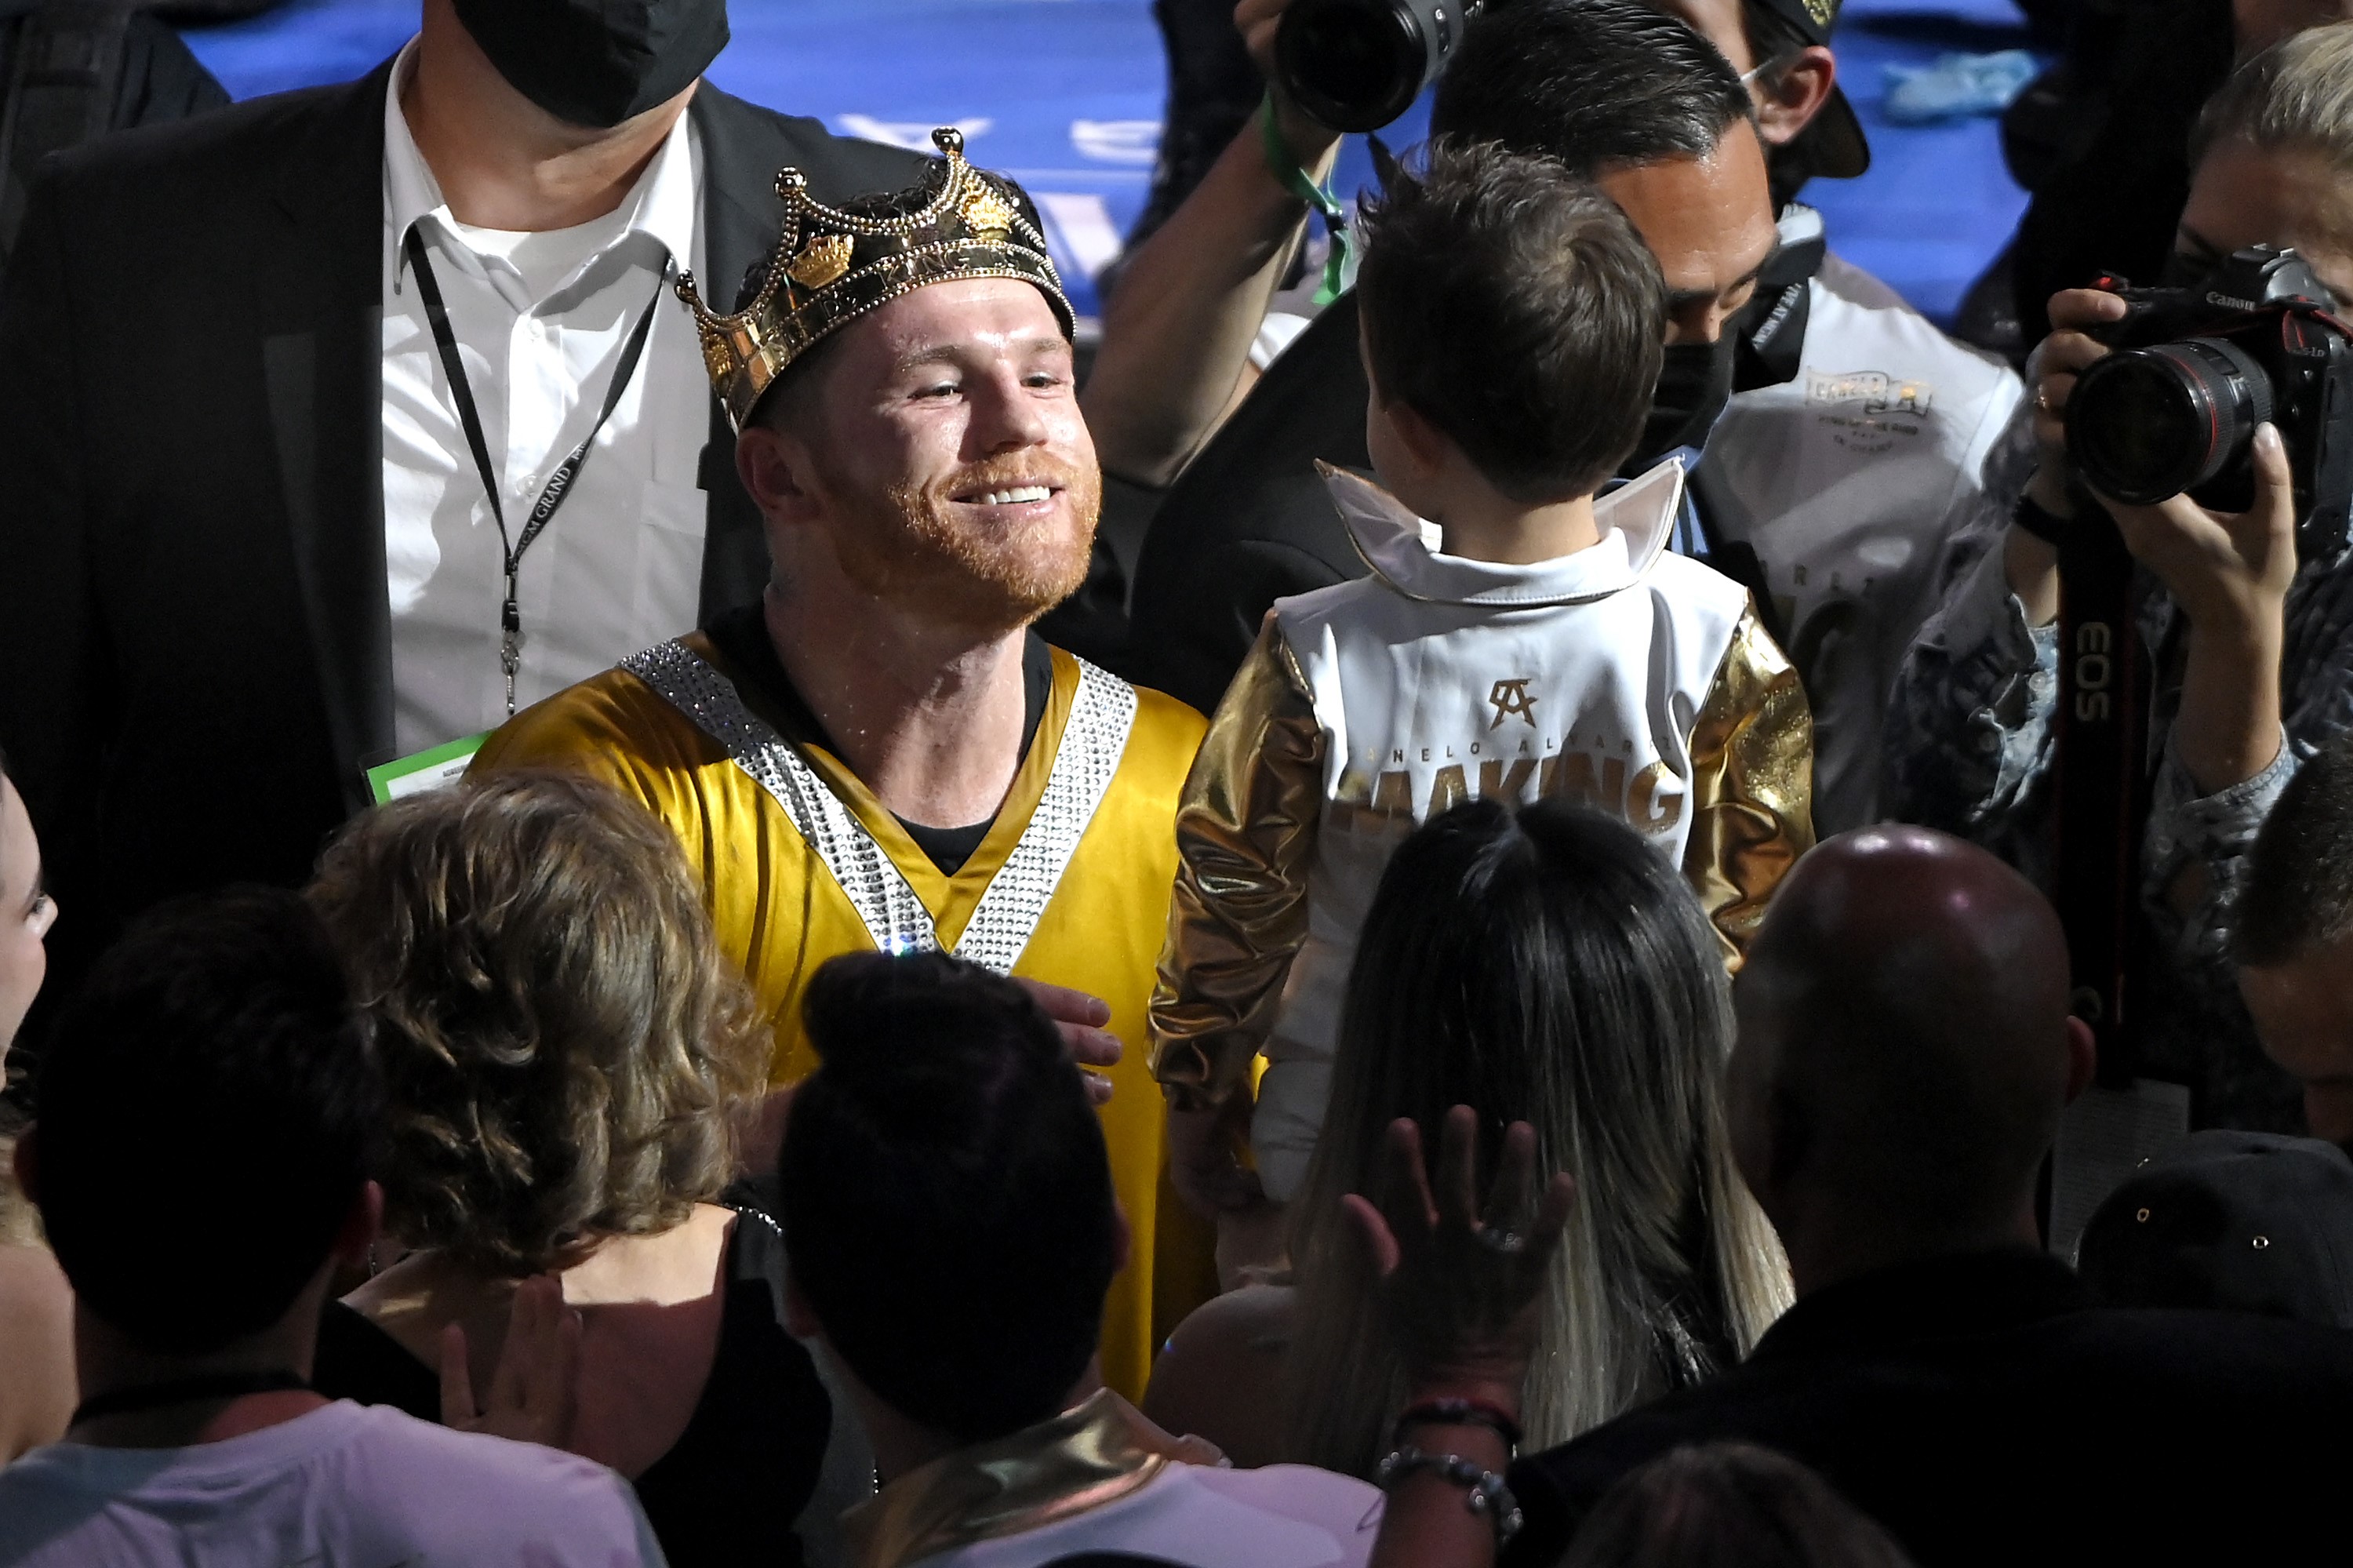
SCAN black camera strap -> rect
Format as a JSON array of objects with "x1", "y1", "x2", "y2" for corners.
[
  {"x1": 2053, "y1": 513, "x2": 2154, "y2": 1086},
  {"x1": 1732, "y1": 214, "x2": 1824, "y2": 395}
]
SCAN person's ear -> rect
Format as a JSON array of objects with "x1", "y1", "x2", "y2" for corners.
[
  {"x1": 2061, "y1": 1014, "x2": 2098, "y2": 1104},
  {"x1": 11, "y1": 1125, "x2": 38, "y2": 1210},
  {"x1": 330, "y1": 1180, "x2": 384, "y2": 1268},
  {"x1": 736, "y1": 418, "x2": 825, "y2": 531},
  {"x1": 1754, "y1": 45, "x2": 1838, "y2": 147},
  {"x1": 1109, "y1": 1203, "x2": 1133, "y2": 1276},
  {"x1": 1383, "y1": 398, "x2": 1458, "y2": 482},
  {"x1": 1358, "y1": 316, "x2": 1446, "y2": 488}
]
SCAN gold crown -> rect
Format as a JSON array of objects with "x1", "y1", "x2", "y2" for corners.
[{"x1": 675, "y1": 126, "x2": 1074, "y2": 428}]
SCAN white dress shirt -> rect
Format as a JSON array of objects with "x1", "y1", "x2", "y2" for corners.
[{"x1": 380, "y1": 39, "x2": 712, "y2": 757}]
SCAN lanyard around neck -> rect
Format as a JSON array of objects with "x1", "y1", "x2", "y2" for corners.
[{"x1": 402, "y1": 224, "x2": 671, "y2": 716}]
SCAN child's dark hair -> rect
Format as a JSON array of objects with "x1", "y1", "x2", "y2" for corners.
[{"x1": 1356, "y1": 140, "x2": 1667, "y2": 504}]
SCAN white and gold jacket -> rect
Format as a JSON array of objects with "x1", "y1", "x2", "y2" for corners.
[{"x1": 1149, "y1": 460, "x2": 1815, "y2": 1200}]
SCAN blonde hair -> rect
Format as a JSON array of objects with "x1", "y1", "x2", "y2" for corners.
[
  {"x1": 2194, "y1": 22, "x2": 2353, "y2": 169},
  {"x1": 1284, "y1": 802, "x2": 1790, "y2": 1476},
  {"x1": 310, "y1": 772, "x2": 767, "y2": 1275}
]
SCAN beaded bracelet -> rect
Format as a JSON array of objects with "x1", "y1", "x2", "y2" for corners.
[
  {"x1": 1373, "y1": 1445, "x2": 1524, "y2": 1546},
  {"x1": 1394, "y1": 1397, "x2": 1523, "y2": 1457}
]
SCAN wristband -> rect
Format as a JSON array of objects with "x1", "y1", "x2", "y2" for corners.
[
  {"x1": 2013, "y1": 491, "x2": 2071, "y2": 545},
  {"x1": 1395, "y1": 1398, "x2": 1523, "y2": 1457},
  {"x1": 1374, "y1": 1446, "x2": 1524, "y2": 1546},
  {"x1": 1258, "y1": 91, "x2": 1348, "y2": 306}
]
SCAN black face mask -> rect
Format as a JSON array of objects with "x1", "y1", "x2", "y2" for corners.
[
  {"x1": 1626, "y1": 336, "x2": 1737, "y2": 473},
  {"x1": 454, "y1": 0, "x2": 729, "y2": 130}
]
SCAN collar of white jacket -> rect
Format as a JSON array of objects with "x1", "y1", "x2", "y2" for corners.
[{"x1": 1318, "y1": 454, "x2": 1686, "y2": 609}]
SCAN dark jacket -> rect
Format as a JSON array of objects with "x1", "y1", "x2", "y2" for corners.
[
  {"x1": 1124, "y1": 292, "x2": 1369, "y2": 716},
  {"x1": 2006, "y1": 0, "x2": 2232, "y2": 344},
  {"x1": 0, "y1": 63, "x2": 922, "y2": 1006},
  {"x1": 1507, "y1": 1250, "x2": 2353, "y2": 1566}
]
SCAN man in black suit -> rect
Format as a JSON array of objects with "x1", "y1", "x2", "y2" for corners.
[
  {"x1": 1489, "y1": 827, "x2": 2353, "y2": 1565},
  {"x1": 0, "y1": 0, "x2": 921, "y2": 1013}
]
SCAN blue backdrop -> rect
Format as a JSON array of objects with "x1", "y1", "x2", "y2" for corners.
[{"x1": 176, "y1": 0, "x2": 2043, "y2": 326}]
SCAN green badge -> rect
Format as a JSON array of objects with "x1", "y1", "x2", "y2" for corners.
[{"x1": 365, "y1": 732, "x2": 490, "y2": 806}]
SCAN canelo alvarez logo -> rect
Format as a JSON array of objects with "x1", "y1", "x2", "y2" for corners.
[{"x1": 1489, "y1": 678, "x2": 1539, "y2": 730}]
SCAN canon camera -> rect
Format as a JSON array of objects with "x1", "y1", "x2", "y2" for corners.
[
  {"x1": 1275, "y1": 0, "x2": 1484, "y2": 133},
  {"x1": 2065, "y1": 245, "x2": 2353, "y2": 559}
]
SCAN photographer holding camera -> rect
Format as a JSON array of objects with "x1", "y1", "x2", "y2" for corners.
[{"x1": 1887, "y1": 24, "x2": 2353, "y2": 1130}]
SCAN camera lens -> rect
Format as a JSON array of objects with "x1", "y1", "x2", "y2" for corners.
[
  {"x1": 1275, "y1": 0, "x2": 1449, "y2": 133},
  {"x1": 2067, "y1": 337, "x2": 2274, "y2": 506}
]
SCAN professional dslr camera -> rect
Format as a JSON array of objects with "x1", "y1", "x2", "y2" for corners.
[
  {"x1": 2065, "y1": 245, "x2": 2353, "y2": 560},
  {"x1": 1275, "y1": 0, "x2": 1485, "y2": 132}
]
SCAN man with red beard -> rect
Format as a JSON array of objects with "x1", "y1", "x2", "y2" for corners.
[{"x1": 468, "y1": 133, "x2": 1212, "y2": 1403}]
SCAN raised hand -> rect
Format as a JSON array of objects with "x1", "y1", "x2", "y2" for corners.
[
  {"x1": 1341, "y1": 1106, "x2": 1577, "y2": 1394},
  {"x1": 1235, "y1": 0, "x2": 1343, "y2": 152},
  {"x1": 2030, "y1": 287, "x2": 2130, "y2": 475},
  {"x1": 440, "y1": 1275, "x2": 581, "y2": 1453},
  {"x1": 1014, "y1": 977, "x2": 1122, "y2": 1106},
  {"x1": 2093, "y1": 420, "x2": 2296, "y2": 797},
  {"x1": 2095, "y1": 421, "x2": 2299, "y2": 640}
]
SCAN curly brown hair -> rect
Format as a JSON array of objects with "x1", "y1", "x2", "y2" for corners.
[{"x1": 310, "y1": 772, "x2": 767, "y2": 1275}]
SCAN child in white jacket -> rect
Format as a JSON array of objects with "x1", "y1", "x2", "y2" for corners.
[{"x1": 1149, "y1": 143, "x2": 1816, "y2": 1215}]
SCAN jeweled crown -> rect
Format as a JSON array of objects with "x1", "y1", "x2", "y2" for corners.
[{"x1": 675, "y1": 127, "x2": 1074, "y2": 428}]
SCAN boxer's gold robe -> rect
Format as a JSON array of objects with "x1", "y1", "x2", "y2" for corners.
[{"x1": 472, "y1": 629, "x2": 1212, "y2": 1402}]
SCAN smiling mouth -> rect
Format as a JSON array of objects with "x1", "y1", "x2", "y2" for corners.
[{"x1": 955, "y1": 483, "x2": 1056, "y2": 506}]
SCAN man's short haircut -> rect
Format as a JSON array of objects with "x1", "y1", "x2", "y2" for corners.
[
  {"x1": 310, "y1": 772, "x2": 767, "y2": 1276},
  {"x1": 778, "y1": 951, "x2": 1118, "y2": 1445},
  {"x1": 2238, "y1": 729, "x2": 2353, "y2": 964},
  {"x1": 33, "y1": 888, "x2": 380, "y2": 1353},
  {"x1": 1431, "y1": 0, "x2": 1755, "y2": 174},
  {"x1": 2191, "y1": 20, "x2": 2353, "y2": 173},
  {"x1": 1357, "y1": 142, "x2": 1667, "y2": 501}
]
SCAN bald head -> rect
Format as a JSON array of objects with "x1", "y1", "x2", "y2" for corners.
[{"x1": 1728, "y1": 828, "x2": 2090, "y2": 1281}]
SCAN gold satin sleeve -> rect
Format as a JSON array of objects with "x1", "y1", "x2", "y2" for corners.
[
  {"x1": 1683, "y1": 604, "x2": 1816, "y2": 965},
  {"x1": 1147, "y1": 620, "x2": 1326, "y2": 1111}
]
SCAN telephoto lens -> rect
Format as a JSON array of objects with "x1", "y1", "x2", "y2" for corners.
[
  {"x1": 1275, "y1": 0, "x2": 1481, "y2": 133},
  {"x1": 2067, "y1": 337, "x2": 2275, "y2": 507}
]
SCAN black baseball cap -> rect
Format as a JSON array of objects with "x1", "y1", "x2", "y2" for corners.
[
  {"x1": 2077, "y1": 1130, "x2": 2353, "y2": 1329},
  {"x1": 1751, "y1": 0, "x2": 1870, "y2": 180}
]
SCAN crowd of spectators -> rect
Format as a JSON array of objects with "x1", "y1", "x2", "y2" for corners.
[{"x1": 7, "y1": 0, "x2": 2353, "y2": 1563}]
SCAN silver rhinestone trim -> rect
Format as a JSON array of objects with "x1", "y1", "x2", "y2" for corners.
[
  {"x1": 624, "y1": 641, "x2": 939, "y2": 958},
  {"x1": 955, "y1": 657, "x2": 1136, "y2": 972},
  {"x1": 622, "y1": 642, "x2": 1136, "y2": 975}
]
